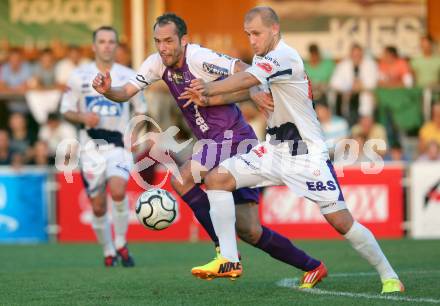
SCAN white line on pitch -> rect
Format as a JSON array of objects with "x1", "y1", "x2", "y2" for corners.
[{"x1": 276, "y1": 271, "x2": 440, "y2": 304}]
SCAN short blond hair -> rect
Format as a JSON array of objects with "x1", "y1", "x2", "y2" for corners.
[{"x1": 245, "y1": 6, "x2": 280, "y2": 26}]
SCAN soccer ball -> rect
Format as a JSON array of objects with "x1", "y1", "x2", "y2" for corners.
[{"x1": 135, "y1": 188, "x2": 178, "y2": 230}]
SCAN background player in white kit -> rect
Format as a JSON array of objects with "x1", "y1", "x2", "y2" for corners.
[
  {"x1": 183, "y1": 7, "x2": 404, "y2": 293},
  {"x1": 60, "y1": 26, "x2": 147, "y2": 267}
]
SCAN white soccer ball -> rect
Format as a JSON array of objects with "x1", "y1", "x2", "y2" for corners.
[{"x1": 135, "y1": 188, "x2": 178, "y2": 230}]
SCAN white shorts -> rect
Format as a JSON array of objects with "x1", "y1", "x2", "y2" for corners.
[
  {"x1": 79, "y1": 145, "x2": 133, "y2": 198},
  {"x1": 220, "y1": 141, "x2": 347, "y2": 215}
]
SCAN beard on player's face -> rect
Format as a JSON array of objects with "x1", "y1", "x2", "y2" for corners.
[{"x1": 160, "y1": 41, "x2": 184, "y2": 67}]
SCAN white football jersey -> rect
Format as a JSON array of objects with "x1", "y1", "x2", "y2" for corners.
[
  {"x1": 60, "y1": 62, "x2": 147, "y2": 147},
  {"x1": 246, "y1": 39, "x2": 328, "y2": 155},
  {"x1": 128, "y1": 43, "x2": 238, "y2": 90}
]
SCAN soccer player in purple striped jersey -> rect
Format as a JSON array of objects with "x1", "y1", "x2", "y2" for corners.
[{"x1": 92, "y1": 13, "x2": 326, "y2": 284}]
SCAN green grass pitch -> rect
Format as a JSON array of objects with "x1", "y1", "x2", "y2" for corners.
[{"x1": 0, "y1": 239, "x2": 439, "y2": 305}]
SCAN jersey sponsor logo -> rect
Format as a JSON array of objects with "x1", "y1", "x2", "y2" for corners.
[
  {"x1": 202, "y1": 62, "x2": 229, "y2": 76},
  {"x1": 252, "y1": 145, "x2": 267, "y2": 157},
  {"x1": 237, "y1": 155, "x2": 258, "y2": 170},
  {"x1": 306, "y1": 180, "x2": 337, "y2": 191},
  {"x1": 85, "y1": 96, "x2": 122, "y2": 117},
  {"x1": 256, "y1": 62, "x2": 274, "y2": 73},
  {"x1": 263, "y1": 55, "x2": 280, "y2": 67},
  {"x1": 135, "y1": 74, "x2": 150, "y2": 86},
  {"x1": 193, "y1": 105, "x2": 209, "y2": 133}
]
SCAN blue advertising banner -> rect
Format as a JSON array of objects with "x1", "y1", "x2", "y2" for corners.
[{"x1": 0, "y1": 170, "x2": 48, "y2": 242}]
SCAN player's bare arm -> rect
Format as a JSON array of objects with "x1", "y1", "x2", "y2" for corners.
[
  {"x1": 179, "y1": 88, "x2": 251, "y2": 108},
  {"x1": 63, "y1": 111, "x2": 100, "y2": 128},
  {"x1": 92, "y1": 71, "x2": 140, "y2": 102},
  {"x1": 189, "y1": 72, "x2": 260, "y2": 97}
]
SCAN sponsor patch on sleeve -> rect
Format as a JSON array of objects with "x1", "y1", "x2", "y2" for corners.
[
  {"x1": 135, "y1": 74, "x2": 150, "y2": 86},
  {"x1": 202, "y1": 62, "x2": 229, "y2": 76},
  {"x1": 256, "y1": 62, "x2": 274, "y2": 74}
]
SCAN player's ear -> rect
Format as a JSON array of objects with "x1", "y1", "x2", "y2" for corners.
[
  {"x1": 180, "y1": 34, "x2": 188, "y2": 47},
  {"x1": 272, "y1": 24, "x2": 280, "y2": 36}
]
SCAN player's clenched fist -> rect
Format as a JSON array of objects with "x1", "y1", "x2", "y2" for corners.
[{"x1": 92, "y1": 71, "x2": 112, "y2": 94}]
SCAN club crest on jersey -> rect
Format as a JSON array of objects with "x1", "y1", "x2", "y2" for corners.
[
  {"x1": 171, "y1": 71, "x2": 184, "y2": 84},
  {"x1": 86, "y1": 96, "x2": 122, "y2": 117},
  {"x1": 256, "y1": 62, "x2": 274, "y2": 73},
  {"x1": 202, "y1": 62, "x2": 229, "y2": 76}
]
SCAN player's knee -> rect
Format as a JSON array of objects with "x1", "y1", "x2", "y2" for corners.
[
  {"x1": 110, "y1": 189, "x2": 126, "y2": 202},
  {"x1": 327, "y1": 212, "x2": 353, "y2": 234},
  {"x1": 204, "y1": 170, "x2": 235, "y2": 191},
  {"x1": 236, "y1": 223, "x2": 262, "y2": 245},
  {"x1": 92, "y1": 204, "x2": 106, "y2": 217}
]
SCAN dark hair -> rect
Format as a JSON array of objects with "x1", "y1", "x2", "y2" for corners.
[
  {"x1": 93, "y1": 26, "x2": 119, "y2": 43},
  {"x1": 47, "y1": 112, "x2": 60, "y2": 121},
  {"x1": 385, "y1": 46, "x2": 398, "y2": 58},
  {"x1": 154, "y1": 13, "x2": 187, "y2": 39},
  {"x1": 315, "y1": 99, "x2": 329, "y2": 109},
  {"x1": 308, "y1": 44, "x2": 320, "y2": 55},
  {"x1": 67, "y1": 45, "x2": 81, "y2": 51},
  {"x1": 9, "y1": 47, "x2": 22, "y2": 55},
  {"x1": 41, "y1": 48, "x2": 53, "y2": 55},
  {"x1": 351, "y1": 43, "x2": 363, "y2": 52},
  {"x1": 245, "y1": 6, "x2": 280, "y2": 26},
  {"x1": 422, "y1": 34, "x2": 434, "y2": 44}
]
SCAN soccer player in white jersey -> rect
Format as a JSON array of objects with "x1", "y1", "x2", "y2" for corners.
[
  {"x1": 183, "y1": 7, "x2": 404, "y2": 293},
  {"x1": 60, "y1": 26, "x2": 147, "y2": 267}
]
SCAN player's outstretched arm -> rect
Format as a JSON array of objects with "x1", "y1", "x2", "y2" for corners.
[
  {"x1": 190, "y1": 72, "x2": 261, "y2": 97},
  {"x1": 92, "y1": 71, "x2": 139, "y2": 102},
  {"x1": 179, "y1": 88, "x2": 251, "y2": 108}
]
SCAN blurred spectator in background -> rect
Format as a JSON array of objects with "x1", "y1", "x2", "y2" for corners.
[
  {"x1": 330, "y1": 44, "x2": 378, "y2": 126},
  {"x1": 30, "y1": 48, "x2": 60, "y2": 90},
  {"x1": 239, "y1": 101, "x2": 266, "y2": 141},
  {"x1": 29, "y1": 140, "x2": 52, "y2": 166},
  {"x1": 0, "y1": 129, "x2": 12, "y2": 165},
  {"x1": 351, "y1": 115, "x2": 388, "y2": 157},
  {"x1": 27, "y1": 48, "x2": 64, "y2": 124},
  {"x1": 115, "y1": 43, "x2": 132, "y2": 67},
  {"x1": 0, "y1": 48, "x2": 32, "y2": 94},
  {"x1": 411, "y1": 35, "x2": 440, "y2": 88},
  {"x1": 0, "y1": 48, "x2": 32, "y2": 113},
  {"x1": 417, "y1": 140, "x2": 440, "y2": 161},
  {"x1": 304, "y1": 44, "x2": 335, "y2": 104},
  {"x1": 384, "y1": 143, "x2": 409, "y2": 162},
  {"x1": 315, "y1": 100, "x2": 349, "y2": 158},
  {"x1": 378, "y1": 46, "x2": 413, "y2": 88},
  {"x1": 55, "y1": 45, "x2": 88, "y2": 86},
  {"x1": 38, "y1": 112, "x2": 76, "y2": 160},
  {"x1": 8, "y1": 112, "x2": 34, "y2": 163},
  {"x1": 419, "y1": 102, "x2": 440, "y2": 154}
]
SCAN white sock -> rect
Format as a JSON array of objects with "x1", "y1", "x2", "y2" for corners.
[
  {"x1": 206, "y1": 190, "x2": 239, "y2": 262},
  {"x1": 92, "y1": 214, "x2": 116, "y2": 257},
  {"x1": 112, "y1": 197, "x2": 129, "y2": 250},
  {"x1": 344, "y1": 221, "x2": 398, "y2": 281}
]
